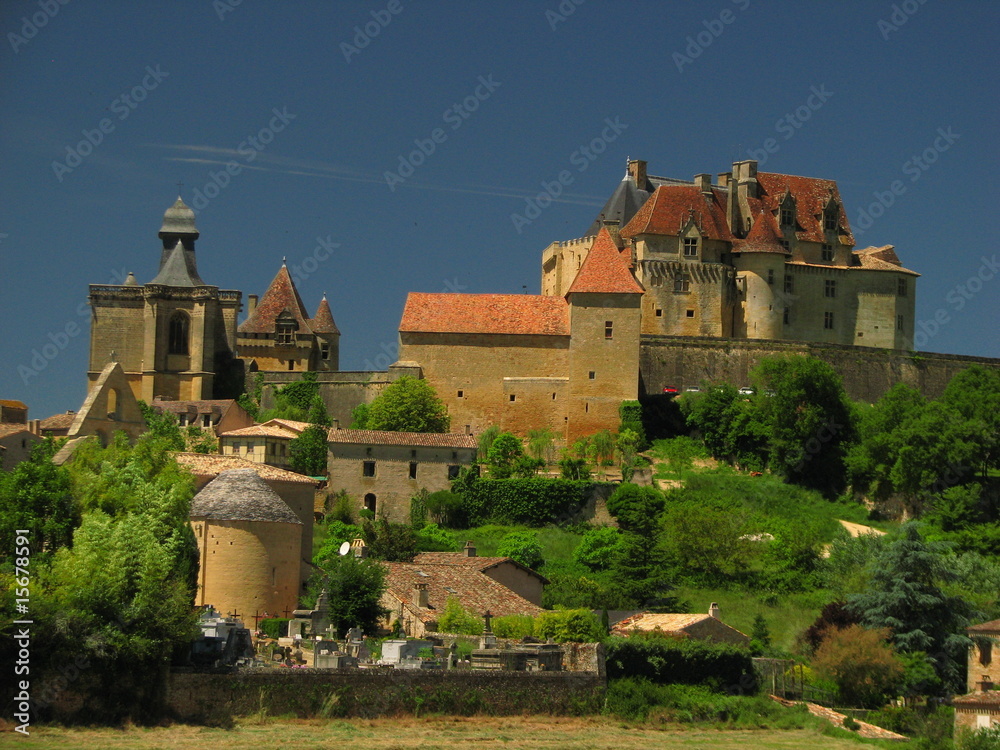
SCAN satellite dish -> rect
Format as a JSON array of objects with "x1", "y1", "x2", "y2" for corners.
[{"x1": 338, "y1": 541, "x2": 351, "y2": 556}]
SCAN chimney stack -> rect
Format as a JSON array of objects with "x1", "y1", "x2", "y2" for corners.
[
  {"x1": 463, "y1": 540, "x2": 477, "y2": 558},
  {"x1": 248, "y1": 294, "x2": 258, "y2": 317},
  {"x1": 627, "y1": 159, "x2": 647, "y2": 189},
  {"x1": 709, "y1": 602, "x2": 721, "y2": 620},
  {"x1": 695, "y1": 173, "x2": 713, "y2": 195},
  {"x1": 414, "y1": 582, "x2": 429, "y2": 608}
]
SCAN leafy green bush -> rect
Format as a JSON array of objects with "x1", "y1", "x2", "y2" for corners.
[
  {"x1": 415, "y1": 523, "x2": 460, "y2": 552},
  {"x1": 460, "y1": 478, "x2": 590, "y2": 526},
  {"x1": 605, "y1": 637, "x2": 755, "y2": 692},
  {"x1": 425, "y1": 490, "x2": 468, "y2": 528},
  {"x1": 496, "y1": 529, "x2": 543, "y2": 569},
  {"x1": 259, "y1": 618, "x2": 290, "y2": 639},
  {"x1": 535, "y1": 609, "x2": 605, "y2": 643},
  {"x1": 325, "y1": 490, "x2": 356, "y2": 524},
  {"x1": 437, "y1": 597, "x2": 484, "y2": 635},
  {"x1": 492, "y1": 615, "x2": 535, "y2": 639},
  {"x1": 959, "y1": 726, "x2": 1000, "y2": 750},
  {"x1": 573, "y1": 526, "x2": 623, "y2": 571},
  {"x1": 618, "y1": 400, "x2": 649, "y2": 451}
]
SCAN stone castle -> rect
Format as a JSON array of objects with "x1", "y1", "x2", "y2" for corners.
[{"x1": 86, "y1": 157, "x2": 943, "y2": 442}]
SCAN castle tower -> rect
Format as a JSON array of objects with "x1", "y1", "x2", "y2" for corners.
[
  {"x1": 87, "y1": 198, "x2": 242, "y2": 402},
  {"x1": 565, "y1": 227, "x2": 644, "y2": 439},
  {"x1": 236, "y1": 262, "x2": 339, "y2": 372}
]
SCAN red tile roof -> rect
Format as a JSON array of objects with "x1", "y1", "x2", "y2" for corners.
[
  {"x1": 174, "y1": 452, "x2": 317, "y2": 484},
  {"x1": 756, "y1": 172, "x2": 855, "y2": 245},
  {"x1": 953, "y1": 691, "x2": 1000, "y2": 707},
  {"x1": 853, "y1": 245, "x2": 920, "y2": 275},
  {"x1": 40, "y1": 412, "x2": 77, "y2": 430},
  {"x1": 412, "y1": 551, "x2": 549, "y2": 584},
  {"x1": 152, "y1": 398, "x2": 238, "y2": 416},
  {"x1": 0, "y1": 424, "x2": 33, "y2": 439},
  {"x1": 968, "y1": 619, "x2": 1000, "y2": 634},
  {"x1": 620, "y1": 185, "x2": 734, "y2": 242},
  {"x1": 566, "y1": 227, "x2": 644, "y2": 295},
  {"x1": 383, "y1": 561, "x2": 543, "y2": 625},
  {"x1": 399, "y1": 293, "x2": 570, "y2": 336},
  {"x1": 310, "y1": 296, "x2": 340, "y2": 334},
  {"x1": 238, "y1": 263, "x2": 313, "y2": 334},
  {"x1": 327, "y1": 428, "x2": 477, "y2": 449},
  {"x1": 732, "y1": 202, "x2": 789, "y2": 254}
]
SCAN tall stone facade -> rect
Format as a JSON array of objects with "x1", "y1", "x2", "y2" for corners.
[
  {"x1": 87, "y1": 198, "x2": 242, "y2": 402},
  {"x1": 397, "y1": 229, "x2": 643, "y2": 441},
  {"x1": 542, "y1": 159, "x2": 917, "y2": 350}
]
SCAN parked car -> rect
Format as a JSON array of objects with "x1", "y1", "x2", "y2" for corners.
[
  {"x1": 684, "y1": 386, "x2": 702, "y2": 393},
  {"x1": 738, "y1": 386, "x2": 755, "y2": 395},
  {"x1": 662, "y1": 386, "x2": 679, "y2": 395}
]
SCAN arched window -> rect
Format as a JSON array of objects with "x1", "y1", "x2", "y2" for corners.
[{"x1": 169, "y1": 312, "x2": 189, "y2": 354}]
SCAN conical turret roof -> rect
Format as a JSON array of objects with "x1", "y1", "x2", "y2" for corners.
[
  {"x1": 190, "y1": 468, "x2": 303, "y2": 524},
  {"x1": 238, "y1": 262, "x2": 313, "y2": 334},
  {"x1": 566, "y1": 227, "x2": 644, "y2": 295},
  {"x1": 310, "y1": 296, "x2": 340, "y2": 334}
]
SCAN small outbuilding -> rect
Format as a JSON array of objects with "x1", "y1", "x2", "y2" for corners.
[{"x1": 611, "y1": 603, "x2": 750, "y2": 647}]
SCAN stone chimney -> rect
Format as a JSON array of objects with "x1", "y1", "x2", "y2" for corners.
[
  {"x1": 627, "y1": 159, "x2": 647, "y2": 189},
  {"x1": 414, "y1": 582, "x2": 429, "y2": 608},
  {"x1": 247, "y1": 294, "x2": 258, "y2": 317},
  {"x1": 332, "y1": 418, "x2": 340, "y2": 430},
  {"x1": 733, "y1": 159, "x2": 759, "y2": 199},
  {"x1": 28, "y1": 419, "x2": 41, "y2": 436},
  {"x1": 695, "y1": 173, "x2": 713, "y2": 195},
  {"x1": 718, "y1": 171, "x2": 731, "y2": 188},
  {"x1": 709, "y1": 602, "x2": 721, "y2": 620},
  {"x1": 463, "y1": 540, "x2": 477, "y2": 558}
]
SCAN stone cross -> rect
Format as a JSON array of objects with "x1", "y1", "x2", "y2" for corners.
[{"x1": 483, "y1": 610, "x2": 493, "y2": 633}]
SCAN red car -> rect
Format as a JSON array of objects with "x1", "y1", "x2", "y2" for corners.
[{"x1": 662, "y1": 386, "x2": 679, "y2": 395}]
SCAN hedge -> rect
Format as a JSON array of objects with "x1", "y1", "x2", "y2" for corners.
[
  {"x1": 461, "y1": 478, "x2": 590, "y2": 526},
  {"x1": 259, "y1": 618, "x2": 290, "y2": 639},
  {"x1": 605, "y1": 637, "x2": 756, "y2": 693}
]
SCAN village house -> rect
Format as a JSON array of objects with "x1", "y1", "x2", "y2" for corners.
[
  {"x1": 150, "y1": 398, "x2": 253, "y2": 436},
  {"x1": 325, "y1": 428, "x2": 478, "y2": 522},
  {"x1": 34, "y1": 411, "x2": 77, "y2": 438},
  {"x1": 412, "y1": 542, "x2": 547, "y2": 606},
  {"x1": 219, "y1": 418, "x2": 312, "y2": 469},
  {"x1": 953, "y1": 618, "x2": 1000, "y2": 735},
  {"x1": 611, "y1": 603, "x2": 750, "y2": 647},
  {"x1": 0, "y1": 423, "x2": 42, "y2": 471}
]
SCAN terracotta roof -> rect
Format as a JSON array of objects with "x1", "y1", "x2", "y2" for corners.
[
  {"x1": 399, "y1": 293, "x2": 570, "y2": 336},
  {"x1": 732, "y1": 205, "x2": 789, "y2": 254},
  {"x1": 220, "y1": 424, "x2": 301, "y2": 439},
  {"x1": 853, "y1": 245, "x2": 920, "y2": 275},
  {"x1": 40, "y1": 412, "x2": 77, "y2": 430},
  {"x1": 239, "y1": 263, "x2": 313, "y2": 334},
  {"x1": 0, "y1": 400, "x2": 27, "y2": 409},
  {"x1": 310, "y1": 296, "x2": 340, "y2": 334},
  {"x1": 566, "y1": 227, "x2": 644, "y2": 295},
  {"x1": 968, "y1": 619, "x2": 1000, "y2": 634},
  {"x1": 190, "y1": 468, "x2": 302, "y2": 524},
  {"x1": 620, "y1": 185, "x2": 734, "y2": 242},
  {"x1": 611, "y1": 612, "x2": 749, "y2": 640},
  {"x1": 953, "y1": 691, "x2": 1000, "y2": 707},
  {"x1": 383, "y1": 561, "x2": 543, "y2": 625},
  {"x1": 267, "y1": 419, "x2": 312, "y2": 432},
  {"x1": 756, "y1": 172, "x2": 855, "y2": 245},
  {"x1": 411, "y1": 552, "x2": 549, "y2": 584},
  {"x1": 0, "y1": 424, "x2": 33, "y2": 439},
  {"x1": 327, "y1": 428, "x2": 477, "y2": 449},
  {"x1": 152, "y1": 398, "x2": 237, "y2": 416},
  {"x1": 174, "y1": 452, "x2": 317, "y2": 484}
]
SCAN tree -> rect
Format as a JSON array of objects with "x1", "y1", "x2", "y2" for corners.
[
  {"x1": 487, "y1": 432, "x2": 524, "y2": 479},
  {"x1": 812, "y1": 625, "x2": 904, "y2": 708},
  {"x1": 288, "y1": 424, "x2": 329, "y2": 476},
  {"x1": 606, "y1": 484, "x2": 665, "y2": 538},
  {"x1": 496, "y1": 529, "x2": 543, "y2": 569},
  {"x1": 847, "y1": 523, "x2": 976, "y2": 693},
  {"x1": 361, "y1": 517, "x2": 417, "y2": 562},
  {"x1": 615, "y1": 429, "x2": 640, "y2": 482},
  {"x1": 535, "y1": 609, "x2": 605, "y2": 643},
  {"x1": 477, "y1": 425, "x2": 501, "y2": 462},
  {"x1": 365, "y1": 376, "x2": 449, "y2": 432},
  {"x1": 800, "y1": 601, "x2": 862, "y2": 655},
  {"x1": 137, "y1": 400, "x2": 185, "y2": 451},
  {"x1": 307, "y1": 395, "x2": 332, "y2": 427},
  {"x1": 349, "y1": 402, "x2": 370, "y2": 429},
  {"x1": 425, "y1": 489, "x2": 467, "y2": 528},
  {"x1": 591, "y1": 429, "x2": 616, "y2": 474},
  {"x1": 0, "y1": 439, "x2": 78, "y2": 559},
  {"x1": 573, "y1": 526, "x2": 623, "y2": 571},
  {"x1": 751, "y1": 614, "x2": 772, "y2": 650},
  {"x1": 315, "y1": 554, "x2": 389, "y2": 637},
  {"x1": 939, "y1": 365, "x2": 1000, "y2": 479},
  {"x1": 527, "y1": 427, "x2": 556, "y2": 464},
  {"x1": 437, "y1": 596, "x2": 484, "y2": 635},
  {"x1": 659, "y1": 502, "x2": 758, "y2": 586}
]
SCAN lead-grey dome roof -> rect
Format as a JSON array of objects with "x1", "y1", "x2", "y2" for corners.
[{"x1": 190, "y1": 468, "x2": 302, "y2": 524}]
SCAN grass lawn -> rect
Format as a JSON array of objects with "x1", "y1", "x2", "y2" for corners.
[
  {"x1": 0, "y1": 716, "x2": 892, "y2": 749},
  {"x1": 449, "y1": 524, "x2": 585, "y2": 562}
]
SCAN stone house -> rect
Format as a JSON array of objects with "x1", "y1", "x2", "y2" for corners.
[
  {"x1": 0, "y1": 423, "x2": 43, "y2": 471},
  {"x1": 35, "y1": 411, "x2": 77, "y2": 438},
  {"x1": 380, "y1": 557, "x2": 544, "y2": 638},
  {"x1": 954, "y1": 619, "x2": 1000, "y2": 735},
  {"x1": 325, "y1": 428, "x2": 478, "y2": 523},
  {"x1": 0, "y1": 400, "x2": 28, "y2": 424},
  {"x1": 396, "y1": 227, "x2": 643, "y2": 442},
  {"x1": 150, "y1": 398, "x2": 253, "y2": 436},
  {"x1": 542, "y1": 158, "x2": 917, "y2": 350},
  {"x1": 219, "y1": 418, "x2": 312, "y2": 469},
  {"x1": 175, "y1": 452, "x2": 317, "y2": 588},
  {"x1": 611, "y1": 603, "x2": 750, "y2": 646},
  {"x1": 412, "y1": 542, "x2": 547, "y2": 606}
]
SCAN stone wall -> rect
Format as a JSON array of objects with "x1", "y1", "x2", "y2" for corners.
[
  {"x1": 165, "y1": 669, "x2": 604, "y2": 723},
  {"x1": 640, "y1": 335, "x2": 1000, "y2": 403}
]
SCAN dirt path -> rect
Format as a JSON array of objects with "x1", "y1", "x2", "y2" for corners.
[{"x1": 837, "y1": 520, "x2": 886, "y2": 538}]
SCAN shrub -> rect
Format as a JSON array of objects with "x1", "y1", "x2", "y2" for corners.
[
  {"x1": 425, "y1": 490, "x2": 468, "y2": 528},
  {"x1": 959, "y1": 727, "x2": 1000, "y2": 750},
  {"x1": 496, "y1": 529, "x2": 543, "y2": 569},
  {"x1": 415, "y1": 523, "x2": 460, "y2": 552},
  {"x1": 605, "y1": 637, "x2": 756, "y2": 692},
  {"x1": 325, "y1": 490, "x2": 356, "y2": 524},
  {"x1": 259, "y1": 618, "x2": 290, "y2": 639},
  {"x1": 573, "y1": 526, "x2": 623, "y2": 571},
  {"x1": 492, "y1": 615, "x2": 535, "y2": 639},
  {"x1": 812, "y1": 625, "x2": 903, "y2": 708},
  {"x1": 437, "y1": 597, "x2": 484, "y2": 635},
  {"x1": 535, "y1": 609, "x2": 605, "y2": 643},
  {"x1": 461, "y1": 478, "x2": 590, "y2": 526}
]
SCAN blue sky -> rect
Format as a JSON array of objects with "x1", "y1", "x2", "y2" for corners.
[{"x1": 2, "y1": 0, "x2": 998, "y2": 419}]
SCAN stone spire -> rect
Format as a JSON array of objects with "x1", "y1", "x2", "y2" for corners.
[{"x1": 151, "y1": 196, "x2": 206, "y2": 287}]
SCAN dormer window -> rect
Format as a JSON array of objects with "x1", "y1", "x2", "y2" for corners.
[
  {"x1": 276, "y1": 323, "x2": 295, "y2": 345},
  {"x1": 683, "y1": 237, "x2": 698, "y2": 258},
  {"x1": 824, "y1": 210, "x2": 839, "y2": 232}
]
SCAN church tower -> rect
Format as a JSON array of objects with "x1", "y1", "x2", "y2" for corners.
[{"x1": 87, "y1": 198, "x2": 242, "y2": 402}]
